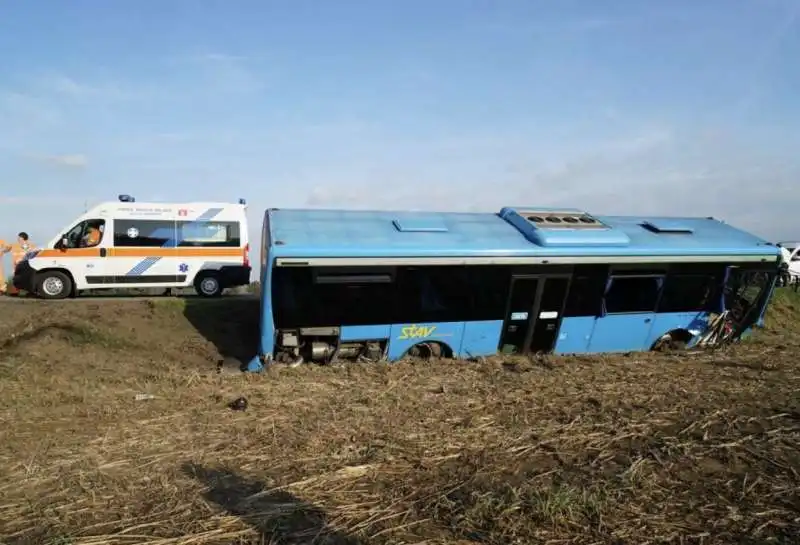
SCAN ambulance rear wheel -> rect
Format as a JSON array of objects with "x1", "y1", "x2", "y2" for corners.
[
  {"x1": 195, "y1": 273, "x2": 222, "y2": 297},
  {"x1": 36, "y1": 271, "x2": 72, "y2": 300}
]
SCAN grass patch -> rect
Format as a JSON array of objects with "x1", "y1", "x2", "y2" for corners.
[
  {"x1": 763, "y1": 286, "x2": 800, "y2": 333},
  {"x1": 0, "y1": 322, "x2": 139, "y2": 354},
  {"x1": 0, "y1": 292, "x2": 797, "y2": 544}
]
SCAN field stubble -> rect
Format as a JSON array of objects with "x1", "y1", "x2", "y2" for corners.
[{"x1": 0, "y1": 291, "x2": 798, "y2": 544}]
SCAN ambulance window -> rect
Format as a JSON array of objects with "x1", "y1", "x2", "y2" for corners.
[
  {"x1": 114, "y1": 220, "x2": 176, "y2": 247},
  {"x1": 59, "y1": 220, "x2": 104, "y2": 249},
  {"x1": 63, "y1": 223, "x2": 86, "y2": 248},
  {"x1": 80, "y1": 220, "x2": 105, "y2": 248},
  {"x1": 177, "y1": 221, "x2": 240, "y2": 247}
]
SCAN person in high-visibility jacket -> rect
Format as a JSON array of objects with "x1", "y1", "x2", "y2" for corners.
[
  {"x1": 0, "y1": 238, "x2": 6, "y2": 295},
  {"x1": 4, "y1": 232, "x2": 36, "y2": 296},
  {"x1": 82, "y1": 224, "x2": 102, "y2": 247}
]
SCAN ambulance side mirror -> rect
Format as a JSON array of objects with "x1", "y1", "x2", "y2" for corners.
[{"x1": 56, "y1": 237, "x2": 68, "y2": 250}]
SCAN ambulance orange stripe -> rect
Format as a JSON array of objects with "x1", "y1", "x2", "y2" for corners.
[
  {"x1": 38, "y1": 248, "x2": 102, "y2": 258},
  {"x1": 110, "y1": 247, "x2": 243, "y2": 257},
  {"x1": 36, "y1": 247, "x2": 244, "y2": 258}
]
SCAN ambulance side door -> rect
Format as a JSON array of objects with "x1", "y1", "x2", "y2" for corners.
[
  {"x1": 55, "y1": 219, "x2": 110, "y2": 289},
  {"x1": 111, "y1": 217, "x2": 179, "y2": 285}
]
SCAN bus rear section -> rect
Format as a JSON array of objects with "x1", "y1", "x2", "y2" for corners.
[{"x1": 248, "y1": 207, "x2": 781, "y2": 369}]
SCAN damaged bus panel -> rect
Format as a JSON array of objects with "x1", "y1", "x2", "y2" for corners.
[{"x1": 247, "y1": 207, "x2": 782, "y2": 370}]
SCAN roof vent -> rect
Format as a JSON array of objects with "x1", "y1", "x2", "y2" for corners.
[
  {"x1": 522, "y1": 210, "x2": 605, "y2": 229},
  {"x1": 641, "y1": 220, "x2": 694, "y2": 234},
  {"x1": 498, "y1": 207, "x2": 630, "y2": 247},
  {"x1": 392, "y1": 217, "x2": 448, "y2": 233}
]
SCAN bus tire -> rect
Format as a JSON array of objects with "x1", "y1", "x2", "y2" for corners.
[
  {"x1": 35, "y1": 271, "x2": 72, "y2": 300},
  {"x1": 652, "y1": 330, "x2": 691, "y2": 352},
  {"x1": 194, "y1": 273, "x2": 222, "y2": 297},
  {"x1": 406, "y1": 341, "x2": 453, "y2": 360}
]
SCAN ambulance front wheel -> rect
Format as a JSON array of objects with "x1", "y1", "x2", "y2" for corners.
[
  {"x1": 35, "y1": 271, "x2": 72, "y2": 300},
  {"x1": 194, "y1": 273, "x2": 222, "y2": 297}
]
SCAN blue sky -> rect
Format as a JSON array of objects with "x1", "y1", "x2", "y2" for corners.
[{"x1": 1, "y1": 0, "x2": 798, "y2": 260}]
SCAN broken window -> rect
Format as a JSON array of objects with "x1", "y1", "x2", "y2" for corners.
[{"x1": 724, "y1": 268, "x2": 773, "y2": 322}]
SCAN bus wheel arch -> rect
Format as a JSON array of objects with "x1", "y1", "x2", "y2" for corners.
[
  {"x1": 404, "y1": 341, "x2": 454, "y2": 360},
  {"x1": 651, "y1": 329, "x2": 693, "y2": 352},
  {"x1": 35, "y1": 269, "x2": 75, "y2": 300}
]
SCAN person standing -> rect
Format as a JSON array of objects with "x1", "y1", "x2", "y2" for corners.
[
  {"x1": 0, "y1": 237, "x2": 6, "y2": 295},
  {"x1": 3, "y1": 232, "x2": 36, "y2": 296}
]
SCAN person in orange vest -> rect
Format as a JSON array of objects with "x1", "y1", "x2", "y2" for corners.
[
  {"x1": 3, "y1": 232, "x2": 36, "y2": 296},
  {"x1": 82, "y1": 223, "x2": 102, "y2": 247},
  {"x1": 0, "y1": 238, "x2": 6, "y2": 295}
]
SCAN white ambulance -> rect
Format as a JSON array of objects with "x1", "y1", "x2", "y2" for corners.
[
  {"x1": 777, "y1": 241, "x2": 800, "y2": 286},
  {"x1": 13, "y1": 195, "x2": 252, "y2": 299}
]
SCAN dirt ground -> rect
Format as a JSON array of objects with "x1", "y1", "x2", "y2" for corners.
[{"x1": 0, "y1": 291, "x2": 798, "y2": 545}]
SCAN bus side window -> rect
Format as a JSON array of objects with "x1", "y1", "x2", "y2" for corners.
[
  {"x1": 271, "y1": 267, "x2": 397, "y2": 328},
  {"x1": 604, "y1": 276, "x2": 661, "y2": 314},
  {"x1": 467, "y1": 266, "x2": 510, "y2": 321},
  {"x1": 563, "y1": 276, "x2": 604, "y2": 317},
  {"x1": 394, "y1": 265, "x2": 510, "y2": 324},
  {"x1": 658, "y1": 274, "x2": 717, "y2": 313},
  {"x1": 394, "y1": 267, "x2": 450, "y2": 323}
]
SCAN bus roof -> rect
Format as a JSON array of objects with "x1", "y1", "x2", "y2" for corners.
[{"x1": 266, "y1": 207, "x2": 780, "y2": 264}]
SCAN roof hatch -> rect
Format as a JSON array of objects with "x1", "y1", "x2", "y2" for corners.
[
  {"x1": 641, "y1": 220, "x2": 694, "y2": 234},
  {"x1": 392, "y1": 217, "x2": 449, "y2": 233},
  {"x1": 498, "y1": 207, "x2": 630, "y2": 247}
]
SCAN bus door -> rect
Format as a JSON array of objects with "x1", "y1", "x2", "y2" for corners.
[
  {"x1": 529, "y1": 276, "x2": 570, "y2": 353},
  {"x1": 499, "y1": 275, "x2": 570, "y2": 355},
  {"x1": 588, "y1": 273, "x2": 663, "y2": 353}
]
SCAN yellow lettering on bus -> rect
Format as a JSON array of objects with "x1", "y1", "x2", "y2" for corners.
[{"x1": 398, "y1": 324, "x2": 437, "y2": 340}]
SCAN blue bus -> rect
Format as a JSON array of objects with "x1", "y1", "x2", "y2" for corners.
[{"x1": 247, "y1": 207, "x2": 781, "y2": 370}]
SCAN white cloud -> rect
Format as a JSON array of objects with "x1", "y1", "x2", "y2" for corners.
[
  {"x1": 45, "y1": 74, "x2": 158, "y2": 102},
  {"x1": 27, "y1": 153, "x2": 89, "y2": 168}
]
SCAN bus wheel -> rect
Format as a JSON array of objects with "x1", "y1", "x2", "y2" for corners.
[
  {"x1": 194, "y1": 273, "x2": 222, "y2": 297},
  {"x1": 406, "y1": 342, "x2": 452, "y2": 360},
  {"x1": 36, "y1": 271, "x2": 72, "y2": 300},
  {"x1": 652, "y1": 331, "x2": 690, "y2": 352}
]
